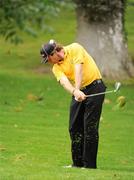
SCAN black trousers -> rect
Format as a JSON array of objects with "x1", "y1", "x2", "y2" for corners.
[{"x1": 69, "y1": 80, "x2": 106, "y2": 168}]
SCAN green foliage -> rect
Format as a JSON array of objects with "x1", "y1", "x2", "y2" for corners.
[
  {"x1": 0, "y1": 7, "x2": 76, "y2": 74},
  {"x1": 0, "y1": 0, "x2": 60, "y2": 44},
  {"x1": 73, "y1": 0, "x2": 127, "y2": 22}
]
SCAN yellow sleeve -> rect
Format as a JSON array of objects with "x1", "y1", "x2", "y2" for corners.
[{"x1": 52, "y1": 65, "x2": 65, "y2": 81}]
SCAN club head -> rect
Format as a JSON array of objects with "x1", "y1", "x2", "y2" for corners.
[{"x1": 114, "y1": 82, "x2": 121, "y2": 92}]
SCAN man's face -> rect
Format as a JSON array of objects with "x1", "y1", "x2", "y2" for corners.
[{"x1": 48, "y1": 49, "x2": 64, "y2": 64}]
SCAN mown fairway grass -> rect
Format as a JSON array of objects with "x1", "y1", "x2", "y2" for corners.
[
  {"x1": 0, "y1": 3, "x2": 134, "y2": 180},
  {"x1": 0, "y1": 71, "x2": 134, "y2": 180}
]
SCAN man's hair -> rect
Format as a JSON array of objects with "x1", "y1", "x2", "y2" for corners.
[{"x1": 55, "y1": 43, "x2": 63, "y2": 52}]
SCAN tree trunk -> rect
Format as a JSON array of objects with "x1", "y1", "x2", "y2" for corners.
[{"x1": 73, "y1": 0, "x2": 134, "y2": 79}]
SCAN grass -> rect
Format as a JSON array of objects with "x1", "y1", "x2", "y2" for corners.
[
  {"x1": 0, "y1": 2, "x2": 134, "y2": 180},
  {"x1": 0, "y1": 72, "x2": 134, "y2": 179},
  {"x1": 125, "y1": 2, "x2": 134, "y2": 58}
]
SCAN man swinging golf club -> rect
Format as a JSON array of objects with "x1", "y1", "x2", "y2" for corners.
[{"x1": 40, "y1": 40, "x2": 106, "y2": 169}]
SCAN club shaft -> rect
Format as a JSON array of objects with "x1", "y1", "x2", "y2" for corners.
[{"x1": 86, "y1": 90, "x2": 115, "y2": 97}]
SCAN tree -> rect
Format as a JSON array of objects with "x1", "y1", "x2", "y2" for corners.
[
  {"x1": 73, "y1": 0, "x2": 134, "y2": 79},
  {"x1": 0, "y1": 0, "x2": 59, "y2": 44}
]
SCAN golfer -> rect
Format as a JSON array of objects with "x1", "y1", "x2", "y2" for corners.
[{"x1": 40, "y1": 40, "x2": 106, "y2": 169}]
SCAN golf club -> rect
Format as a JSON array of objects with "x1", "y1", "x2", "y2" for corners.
[{"x1": 86, "y1": 82, "x2": 121, "y2": 97}]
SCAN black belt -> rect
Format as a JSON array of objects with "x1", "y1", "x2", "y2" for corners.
[{"x1": 81, "y1": 79, "x2": 102, "y2": 90}]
